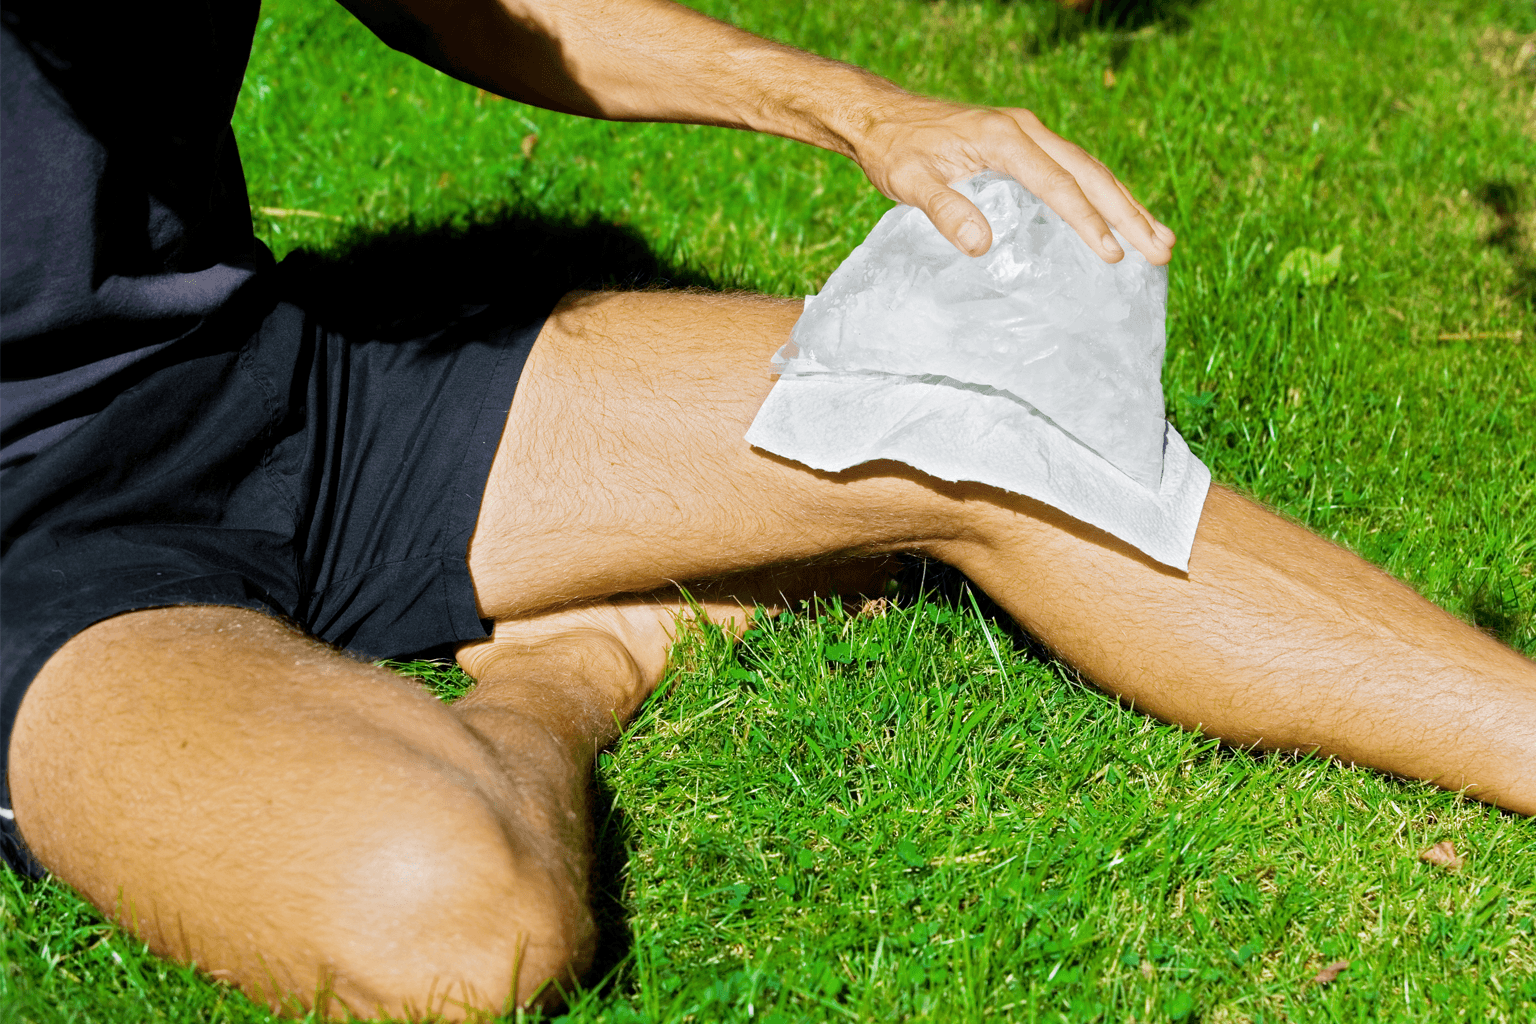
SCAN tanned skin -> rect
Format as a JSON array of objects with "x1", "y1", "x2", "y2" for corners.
[
  {"x1": 9, "y1": 1, "x2": 1534, "y2": 1019},
  {"x1": 334, "y1": 0, "x2": 1177, "y2": 263}
]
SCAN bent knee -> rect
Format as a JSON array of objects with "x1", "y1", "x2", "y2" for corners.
[{"x1": 244, "y1": 784, "x2": 593, "y2": 1018}]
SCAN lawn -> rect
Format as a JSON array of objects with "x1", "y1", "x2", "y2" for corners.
[{"x1": 3, "y1": 0, "x2": 1535, "y2": 1021}]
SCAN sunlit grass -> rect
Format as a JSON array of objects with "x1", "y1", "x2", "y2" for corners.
[{"x1": 3, "y1": 0, "x2": 1534, "y2": 1021}]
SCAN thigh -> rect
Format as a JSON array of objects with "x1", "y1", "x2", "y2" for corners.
[{"x1": 467, "y1": 290, "x2": 971, "y2": 620}]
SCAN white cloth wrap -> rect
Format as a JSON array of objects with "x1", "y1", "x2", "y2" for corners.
[
  {"x1": 746, "y1": 172, "x2": 1211, "y2": 571},
  {"x1": 746, "y1": 373, "x2": 1209, "y2": 571}
]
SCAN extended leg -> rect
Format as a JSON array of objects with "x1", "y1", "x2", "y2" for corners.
[
  {"x1": 468, "y1": 289, "x2": 1536, "y2": 811},
  {"x1": 935, "y1": 485, "x2": 1536, "y2": 807},
  {"x1": 11, "y1": 287, "x2": 1532, "y2": 1021}
]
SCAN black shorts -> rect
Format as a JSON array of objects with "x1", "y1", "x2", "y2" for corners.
[{"x1": 0, "y1": 295, "x2": 550, "y2": 876}]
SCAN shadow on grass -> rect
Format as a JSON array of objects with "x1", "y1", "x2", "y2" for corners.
[
  {"x1": 1461, "y1": 575, "x2": 1535, "y2": 654},
  {"x1": 1475, "y1": 180, "x2": 1536, "y2": 306},
  {"x1": 584, "y1": 774, "x2": 639, "y2": 1006},
  {"x1": 1001, "y1": 0, "x2": 1207, "y2": 60},
  {"x1": 894, "y1": 555, "x2": 1060, "y2": 668},
  {"x1": 273, "y1": 202, "x2": 731, "y2": 345},
  {"x1": 273, "y1": 207, "x2": 743, "y2": 1008}
]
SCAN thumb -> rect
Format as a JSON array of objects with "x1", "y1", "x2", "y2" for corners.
[{"x1": 916, "y1": 185, "x2": 993, "y2": 257}]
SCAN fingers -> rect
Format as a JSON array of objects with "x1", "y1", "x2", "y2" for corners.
[
  {"x1": 916, "y1": 184, "x2": 994, "y2": 257},
  {"x1": 1114, "y1": 178, "x2": 1177, "y2": 248},
  {"x1": 891, "y1": 111, "x2": 1128, "y2": 262},
  {"x1": 865, "y1": 101, "x2": 1175, "y2": 264},
  {"x1": 1008, "y1": 111, "x2": 1175, "y2": 264},
  {"x1": 998, "y1": 151, "x2": 1126, "y2": 263},
  {"x1": 899, "y1": 146, "x2": 1126, "y2": 262}
]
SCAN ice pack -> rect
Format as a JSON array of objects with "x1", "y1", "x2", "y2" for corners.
[{"x1": 772, "y1": 171, "x2": 1170, "y2": 489}]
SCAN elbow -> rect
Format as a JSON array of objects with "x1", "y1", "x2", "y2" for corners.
[{"x1": 334, "y1": 0, "x2": 436, "y2": 62}]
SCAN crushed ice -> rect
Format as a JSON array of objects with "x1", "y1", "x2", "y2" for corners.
[{"x1": 773, "y1": 172, "x2": 1169, "y2": 489}]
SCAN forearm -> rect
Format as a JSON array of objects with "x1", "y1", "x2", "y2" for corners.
[
  {"x1": 338, "y1": 0, "x2": 1176, "y2": 262},
  {"x1": 339, "y1": 0, "x2": 900, "y2": 159}
]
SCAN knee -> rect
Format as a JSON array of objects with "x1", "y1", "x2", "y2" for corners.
[{"x1": 262, "y1": 786, "x2": 593, "y2": 1019}]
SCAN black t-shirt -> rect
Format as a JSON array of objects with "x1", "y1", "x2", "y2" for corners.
[{"x1": 0, "y1": 0, "x2": 274, "y2": 470}]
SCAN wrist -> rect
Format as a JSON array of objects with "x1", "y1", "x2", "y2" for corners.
[
  {"x1": 677, "y1": 35, "x2": 909, "y2": 160},
  {"x1": 758, "y1": 58, "x2": 914, "y2": 162}
]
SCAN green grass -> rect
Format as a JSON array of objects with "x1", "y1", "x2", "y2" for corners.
[{"x1": 4, "y1": 0, "x2": 1535, "y2": 1021}]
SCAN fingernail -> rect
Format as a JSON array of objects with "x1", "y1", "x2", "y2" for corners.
[
  {"x1": 1153, "y1": 219, "x2": 1176, "y2": 243},
  {"x1": 958, "y1": 221, "x2": 986, "y2": 255},
  {"x1": 1102, "y1": 233, "x2": 1124, "y2": 256}
]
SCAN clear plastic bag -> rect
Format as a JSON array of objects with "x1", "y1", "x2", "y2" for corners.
[{"x1": 775, "y1": 172, "x2": 1169, "y2": 489}]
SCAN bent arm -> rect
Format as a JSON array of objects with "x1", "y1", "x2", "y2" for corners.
[
  {"x1": 336, "y1": 0, "x2": 1175, "y2": 264},
  {"x1": 342, "y1": 0, "x2": 891, "y2": 144}
]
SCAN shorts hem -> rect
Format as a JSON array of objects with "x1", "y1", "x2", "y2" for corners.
[{"x1": 440, "y1": 319, "x2": 541, "y2": 645}]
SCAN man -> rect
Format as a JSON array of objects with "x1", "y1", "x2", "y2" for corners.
[{"x1": 2, "y1": 0, "x2": 1531, "y2": 1019}]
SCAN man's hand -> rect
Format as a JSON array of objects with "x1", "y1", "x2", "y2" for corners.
[
  {"x1": 854, "y1": 97, "x2": 1176, "y2": 264},
  {"x1": 339, "y1": 0, "x2": 1174, "y2": 264}
]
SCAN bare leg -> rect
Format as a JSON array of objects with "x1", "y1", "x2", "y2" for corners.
[
  {"x1": 10, "y1": 288, "x2": 1533, "y2": 1021},
  {"x1": 10, "y1": 606, "x2": 617, "y2": 1019},
  {"x1": 938, "y1": 486, "x2": 1536, "y2": 807},
  {"x1": 468, "y1": 289, "x2": 1536, "y2": 810},
  {"x1": 8, "y1": 568, "x2": 889, "y2": 1019}
]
